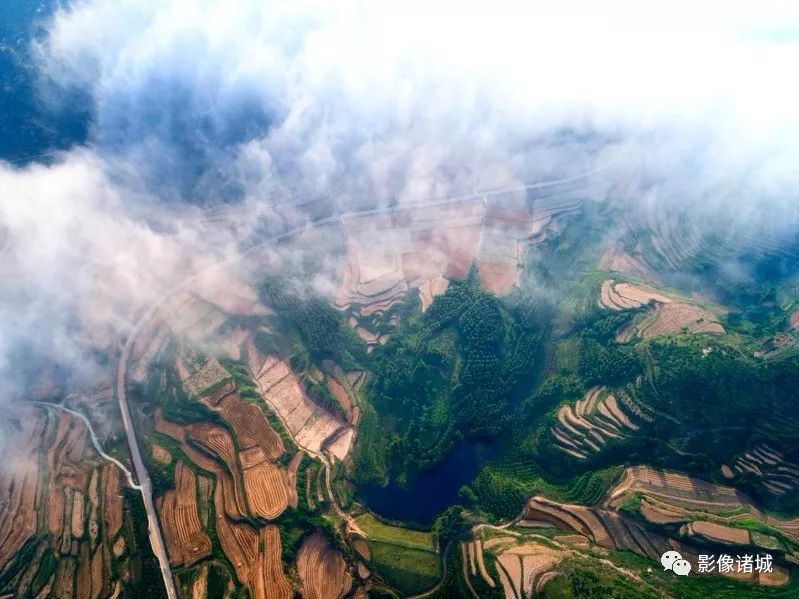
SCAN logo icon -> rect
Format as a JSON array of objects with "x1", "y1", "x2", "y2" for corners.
[{"x1": 661, "y1": 551, "x2": 691, "y2": 576}]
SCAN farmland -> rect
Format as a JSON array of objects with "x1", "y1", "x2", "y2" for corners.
[
  {"x1": 10, "y1": 190, "x2": 799, "y2": 598},
  {"x1": 125, "y1": 216, "x2": 799, "y2": 597},
  {"x1": 156, "y1": 460, "x2": 211, "y2": 566},
  {"x1": 297, "y1": 532, "x2": 352, "y2": 599},
  {"x1": 0, "y1": 404, "x2": 158, "y2": 598}
]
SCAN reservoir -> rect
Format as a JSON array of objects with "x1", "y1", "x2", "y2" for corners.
[{"x1": 358, "y1": 441, "x2": 494, "y2": 526}]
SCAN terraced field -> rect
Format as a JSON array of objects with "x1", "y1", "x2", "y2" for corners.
[
  {"x1": 153, "y1": 395, "x2": 299, "y2": 598},
  {"x1": 157, "y1": 461, "x2": 211, "y2": 566},
  {"x1": 550, "y1": 386, "x2": 643, "y2": 459},
  {"x1": 248, "y1": 353, "x2": 353, "y2": 461},
  {"x1": 297, "y1": 532, "x2": 352, "y2": 599},
  {"x1": 495, "y1": 538, "x2": 569, "y2": 598},
  {"x1": 0, "y1": 405, "x2": 135, "y2": 598},
  {"x1": 599, "y1": 279, "x2": 724, "y2": 339},
  {"x1": 730, "y1": 444, "x2": 799, "y2": 496},
  {"x1": 248, "y1": 526, "x2": 292, "y2": 599},
  {"x1": 459, "y1": 539, "x2": 497, "y2": 592},
  {"x1": 606, "y1": 466, "x2": 799, "y2": 548}
]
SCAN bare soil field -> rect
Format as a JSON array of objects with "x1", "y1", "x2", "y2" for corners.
[
  {"x1": 607, "y1": 466, "x2": 799, "y2": 548},
  {"x1": 638, "y1": 303, "x2": 724, "y2": 338},
  {"x1": 597, "y1": 246, "x2": 651, "y2": 278},
  {"x1": 241, "y1": 462, "x2": 288, "y2": 520},
  {"x1": 155, "y1": 409, "x2": 296, "y2": 595},
  {"x1": 155, "y1": 412, "x2": 245, "y2": 520},
  {"x1": 551, "y1": 387, "x2": 638, "y2": 459},
  {"x1": 733, "y1": 444, "x2": 799, "y2": 496},
  {"x1": 185, "y1": 423, "x2": 250, "y2": 518},
  {"x1": 187, "y1": 423, "x2": 239, "y2": 472},
  {"x1": 0, "y1": 407, "x2": 46, "y2": 570},
  {"x1": 599, "y1": 280, "x2": 724, "y2": 338},
  {"x1": 216, "y1": 509, "x2": 259, "y2": 583},
  {"x1": 639, "y1": 500, "x2": 687, "y2": 524},
  {"x1": 151, "y1": 443, "x2": 172, "y2": 465},
  {"x1": 157, "y1": 461, "x2": 211, "y2": 566},
  {"x1": 0, "y1": 405, "x2": 131, "y2": 598},
  {"x1": 285, "y1": 452, "x2": 303, "y2": 508},
  {"x1": 337, "y1": 197, "x2": 555, "y2": 306},
  {"x1": 202, "y1": 379, "x2": 236, "y2": 406},
  {"x1": 607, "y1": 466, "x2": 745, "y2": 512},
  {"x1": 502, "y1": 541, "x2": 566, "y2": 599},
  {"x1": 102, "y1": 465, "x2": 123, "y2": 542},
  {"x1": 239, "y1": 446, "x2": 268, "y2": 469},
  {"x1": 181, "y1": 357, "x2": 230, "y2": 398},
  {"x1": 250, "y1": 355, "x2": 353, "y2": 460},
  {"x1": 353, "y1": 538, "x2": 370, "y2": 560},
  {"x1": 297, "y1": 532, "x2": 352, "y2": 599},
  {"x1": 417, "y1": 274, "x2": 450, "y2": 312},
  {"x1": 248, "y1": 525, "x2": 293, "y2": 599},
  {"x1": 477, "y1": 260, "x2": 517, "y2": 295},
  {"x1": 209, "y1": 392, "x2": 284, "y2": 462},
  {"x1": 326, "y1": 378, "x2": 353, "y2": 420},
  {"x1": 685, "y1": 521, "x2": 749, "y2": 545}
]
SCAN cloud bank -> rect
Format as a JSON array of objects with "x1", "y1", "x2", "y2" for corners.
[{"x1": 3, "y1": 0, "x2": 799, "y2": 401}]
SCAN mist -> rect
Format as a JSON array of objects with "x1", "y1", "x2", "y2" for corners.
[{"x1": 2, "y1": 0, "x2": 799, "y2": 404}]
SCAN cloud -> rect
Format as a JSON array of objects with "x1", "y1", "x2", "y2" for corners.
[
  {"x1": 3, "y1": 0, "x2": 799, "y2": 401},
  {"x1": 0, "y1": 151, "x2": 235, "y2": 400}
]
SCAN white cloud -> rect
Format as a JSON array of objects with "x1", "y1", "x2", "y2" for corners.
[{"x1": 3, "y1": 0, "x2": 799, "y2": 400}]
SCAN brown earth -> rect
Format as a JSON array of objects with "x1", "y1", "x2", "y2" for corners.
[
  {"x1": 157, "y1": 461, "x2": 211, "y2": 566},
  {"x1": 0, "y1": 407, "x2": 46, "y2": 570},
  {"x1": 477, "y1": 260, "x2": 517, "y2": 295},
  {"x1": 210, "y1": 392, "x2": 284, "y2": 461},
  {"x1": 297, "y1": 532, "x2": 352, "y2": 599},
  {"x1": 686, "y1": 521, "x2": 749, "y2": 545},
  {"x1": 242, "y1": 462, "x2": 288, "y2": 520},
  {"x1": 248, "y1": 525, "x2": 293, "y2": 599},
  {"x1": 417, "y1": 274, "x2": 450, "y2": 312},
  {"x1": 285, "y1": 452, "x2": 303, "y2": 508},
  {"x1": 251, "y1": 356, "x2": 352, "y2": 459},
  {"x1": 151, "y1": 444, "x2": 172, "y2": 465},
  {"x1": 326, "y1": 378, "x2": 353, "y2": 422}
]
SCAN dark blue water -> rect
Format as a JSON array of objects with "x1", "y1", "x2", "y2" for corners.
[
  {"x1": 358, "y1": 441, "x2": 494, "y2": 526},
  {"x1": 0, "y1": 1, "x2": 90, "y2": 162}
]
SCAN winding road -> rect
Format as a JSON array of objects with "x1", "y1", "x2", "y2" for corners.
[
  {"x1": 31, "y1": 401, "x2": 142, "y2": 491},
  {"x1": 113, "y1": 168, "x2": 610, "y2": 597}
]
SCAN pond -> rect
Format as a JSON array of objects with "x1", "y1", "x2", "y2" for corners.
[{"x1": 357, "y1": 441, "x2": 495, "y2": 526}]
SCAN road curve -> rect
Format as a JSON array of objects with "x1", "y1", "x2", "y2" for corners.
[
  {"x1": 30, "y1": 401, "x2": 142, "y2": 490},
  {"x1": 113, "y1": 169, "x2": 610, "y2": 598}
]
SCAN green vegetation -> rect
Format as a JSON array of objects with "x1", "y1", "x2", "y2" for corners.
[
  {"x1": 433, "y1": 505, "x2": 469, "y2": 547},
  {"x1": 619, "y1": 492, "x2": 643, "y2": 518},
  {"x1": 368, "y1": 541, "x2": 440, "y2": 596},
  {"x1": 121, "y1": 489, "x2": 168, "y2": 599},
  {"x1": 542, "y1": 559, "x2": 660, "y2": 598},
  {"x1": 356, "y1": 266, "x2": 542, "y2": 482},
  {"x1": 427, "y1": 543, "x2": 470, "y2": 599},
  {"x1": 468, "y1": 466, "x2": 530, "y2": 520},
  {"x1": 207, "y1": 562, "x2": 234, "y2": 599},
  {"x1": 564, "y1": 468, "x2": 625, "y2": 505},
  {"x1": 258, "y1": 277, "x2": 366, "y2": 369},
  {"x1": 355, "y1": 513, "x2": 436, "y2": 551},
  {"x1": 121, "y1": 202, "x2": 799, "y2": 598}
]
